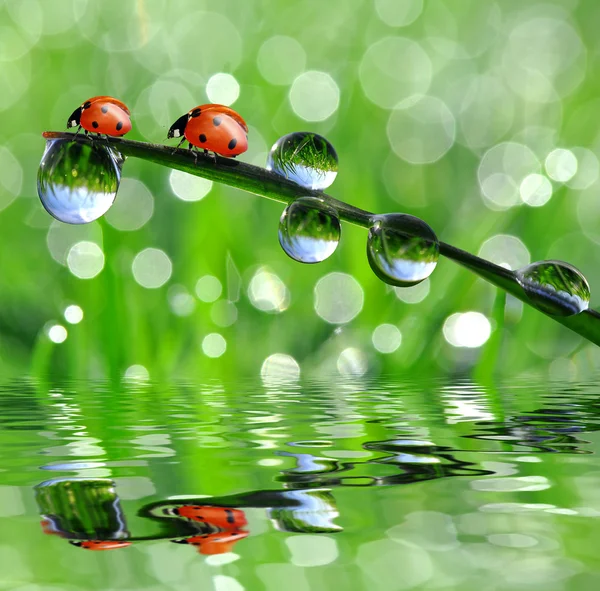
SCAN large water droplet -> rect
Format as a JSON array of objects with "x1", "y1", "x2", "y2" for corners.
[
  {"x1": 279, "y1": 197, "x2": 341, "y2": 263},
  {"x1": 267, "y1": 132, "x2": 338, "y2": 190},
  {"x1": 37, "y1": 139, "x2": 123, "y2": 224},
  {"x1": 516, "y1": 260, "x2": 590, "y2": 316},
  {"x1": 367, "y1": 214, "x2": 439, "y2": 287}
]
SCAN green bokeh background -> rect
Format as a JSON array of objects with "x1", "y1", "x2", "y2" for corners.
[{"x1": 1, "y1": 0, "x2": 599, "y2": 381}]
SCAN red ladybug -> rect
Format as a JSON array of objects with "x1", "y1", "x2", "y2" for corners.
[
  {"x1": 40, "y1": 518, "x2": 63, "y2": 537},
  {"x1": 168, "y1": 104, "x2": 248, "y2": 157},
  {"x1": 171, "y1": 530, "x2": 248, "y2": 555},
  {"x1": 173, "y1": 505, "x2": 247, "y2": 529},
  {"x1": 67, "y1": 96, "x2": 132, "y2": 137},
  {"x1": 69, "y1": 540, "x2": 131, "y2": 550}
]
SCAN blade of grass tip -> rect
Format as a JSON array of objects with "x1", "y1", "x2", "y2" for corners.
[{"x1": 41, "y1": 132, "x2": 600, "y2": 347}]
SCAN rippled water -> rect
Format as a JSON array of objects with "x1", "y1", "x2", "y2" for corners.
[{"x1": 2, "y1": 377, "x2": 600, "y2": 590}]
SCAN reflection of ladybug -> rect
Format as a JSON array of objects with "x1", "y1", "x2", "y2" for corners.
[
  {"x1": 69, "y1": 540, "x2": 131, "y2": 550},
  {"x1": 173, "y1": 505, "x2": 247, "y2": 529},
  {"x1": 41, "y1": 517, "x2": 63, "y2": 537},
  {"x1": 171, "y1": 530, "x2": 248, "y2": 555},
  {"x1": 167, "y1": 104, "x2": 248, "y2": 157},
  {"x1": 67, "y1": 96, "x2": 132, "y2": 137}
]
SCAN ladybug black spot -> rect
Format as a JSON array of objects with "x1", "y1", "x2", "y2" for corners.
[
  {"x1": 225, "y1": 509, "x2": 235, "y2": 524},
  {"x1": 191, "y1": 108, "x2": 201, "y2": 118},
  {"x1": 101, "y1": 105, "x2": 109, "y2": 114},
  {"x1": 83, "y1": 101, "x2": 92, "y2": 109},
  {"x1": 227, "y1": 138, "x2": 237, "y2": 150},
  {"x1": 199, "y1": 134, "x2": 207, "y2": 143},
  {"x1": 92, "y1": 121, "x2": 99, "y2": 129},
  {"x1": 213, "y1": 117, "x2": 222, "y2": 126},
  {"x1": 116, "y1": 121, "x2": 123, "y2": 131}
]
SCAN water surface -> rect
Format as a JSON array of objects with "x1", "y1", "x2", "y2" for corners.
[{"x1": 1, "y1": 376, "x2": 600, "y2": 590}]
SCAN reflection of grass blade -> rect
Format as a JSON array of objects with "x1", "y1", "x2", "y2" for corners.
[{"x1": 42, "y1": 131, "x2": 600, "y2": 346}]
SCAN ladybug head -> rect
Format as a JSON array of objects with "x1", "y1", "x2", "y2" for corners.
[
  {"x1": 67, "y1": 106, "x2": 82, "y2": 129},
  {"x1": 168, "y1": 113, "x2": 190, "y2": 139}
]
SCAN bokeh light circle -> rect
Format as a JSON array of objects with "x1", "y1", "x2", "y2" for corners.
[
  {"x1": 196, "y1": 275, "x2": 223, "y2": 303},
  {"x1": 206, "y1": 73, "x2": 240, "y2": 106},
  {"x1": 387, "y1": 95, "x2": 456, "y2": 164},
  {"x1": 67, "y1": 241, "x2": 105, "y2": 279},
  {"x1": 105, "y1": 178, "x2": 154, "y2": 231},
  {"x1": 567, "y1": 148, "x2": 599, "y2": 190},
  {"x1": 443, "y1": 312, "x2": 491, "y2": 348},
  {"x1": 478, "y1": 142, "x2": 540, "y2": 210},
  {"x1": 545, "y1": 148, "x2": 578, "y2": 183},
  {"x1": 374, "y1": 0, "x2": 423, "y2": 27},
  {"x1": 289, "y1": 71, "x2": 340, "y2": 122},
  {"x1": 478, "y1": 234, "x2": 530, "y2": 270},
  {"x1": 261, "y1": 353, "x2": 300, "y2": 383},
  {"x1": 169, "y1": 170, "x2": 213, "y2": 202},
  {"x1": 337, "y1": 348, "x2": 368, "y2": 377},
  {"x1": 359, "y1": 37, "x2": 432, "y2": 109},
  {"x1": 202, "y1": 333, "x2": 227, "y2": 358},
  {"x1": 257, "y1": 36, "x2": 306, "y2": 86},
  {"x1": 64, "y1": 305, "x2": 84, "y2": 324},
  {"x1": 314, "y1": 273, "x2": 364, "y2": 324},
  {"x1": 519, "y1": 174, "x2": 553, "y2": 207},
  {"x1": 248, "y1": 267, "x2": 290, "y2": 313},
  {"x1": 372, "y1": 324, "x2": 402, "y2": 353},
  {"x1": 132, "y1": 248, "x2": 172, "y2": 289},
  {"x1": 47, "y1": 324, "x2": 68, "y2": 344}
]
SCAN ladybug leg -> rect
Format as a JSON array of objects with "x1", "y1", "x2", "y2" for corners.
[
  {"x1": 188, "y1": 143, "x2": 199, "y2": 166},
  {"x1": 100, "y1": 134, "x2": 112, "y2": 148},
  {"x1": 72, "y1": 126, "x2": 83, "y2": 140},
  {"x1": 171, "y1": 137, "x2": 186, "y2": 155}
]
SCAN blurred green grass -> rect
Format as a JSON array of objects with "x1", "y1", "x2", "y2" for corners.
[{"x1": 1, "y1": 0, "x2": 600, "y2": 381}]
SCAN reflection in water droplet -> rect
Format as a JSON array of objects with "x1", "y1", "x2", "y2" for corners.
[
  {"x1": 367, "y1": 214, "x2": 439, "y2": 287},
  {"x1": 267, "y1": 132, "x2": 338, "y2": 191},
  {"x1": 279, "y1": 197, "x2": 341, "y2": 263},
  {"x1": 37, "y1": 139, "x2": 123, "y2": 224},
  {"x1": 516, "y1": 260, "x2": 590, "y2": 317}
]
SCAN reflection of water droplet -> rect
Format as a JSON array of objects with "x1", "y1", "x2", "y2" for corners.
[
  {"x1": 279, "y1": 197, "x2": 341, "y2": 263},
  {"x1": 367, "y1": 214, "x2": 439, "y2": 287},
  {"x1": 516, "y1": 260, "x2": 590, "y2": 316},
  {"x1": 267, "y1": 132, "x2": 338, "y2": 190},
  {"x1": 37, "y1": 139, "x2": 123, "y2": 224}
]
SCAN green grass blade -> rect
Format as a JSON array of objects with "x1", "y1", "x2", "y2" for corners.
[{"x1": 42, "y1": 132, "x2": 600, "y2": 346}]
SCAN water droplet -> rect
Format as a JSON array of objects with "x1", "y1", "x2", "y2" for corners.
[
  {"x1": 516, "y1": 260, "x2": 590, "y2": 316},
  {"x1": 367, "y1": 214, "x2": 439, "y2": 287},
  {"x1": 267, "y1": 132, "x2": 338, "y2": 190},
  {"x1": 37, "y1": 139, "x2": 123, "y2": 224},
  {"x1": 279, "y1": 197, "x2": 341, "y2": 263}
]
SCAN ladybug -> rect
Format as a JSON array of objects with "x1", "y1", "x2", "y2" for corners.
[
  {"x1": 40, "y1": 517, "x2": 63, "y2": 537},
  {"x1": 69, "y1": 540, "x2": 131, "y2": 550},
  {"x1": 172, "y1": 505, "x2": 247, "y2": 529},
  {"x1": 171, "y1": 530, "x2": 248, "y2": 555},
  {"x1": 167, "y1": 104, "x2": 248, "y2": 158},
  {"x1": 67, "y1": 96, "x2": 132, "y2": 137}
]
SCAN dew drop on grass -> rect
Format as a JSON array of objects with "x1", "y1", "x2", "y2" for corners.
[
  {"x1": 37, "y1": 139, "x2": 123, "y2": 224},
  {"x1": 516, "y1": 260, "x2": 590, "y2": 316},
  {"x1": 367, "y1": 214, "x2": 439, "y2": 287},
  {"x1": 267, "y1": 132, "x2": 338, "y2": 191},
  {"x1": 279, "y1": 197, "x2": 341, "y2": 263}
]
